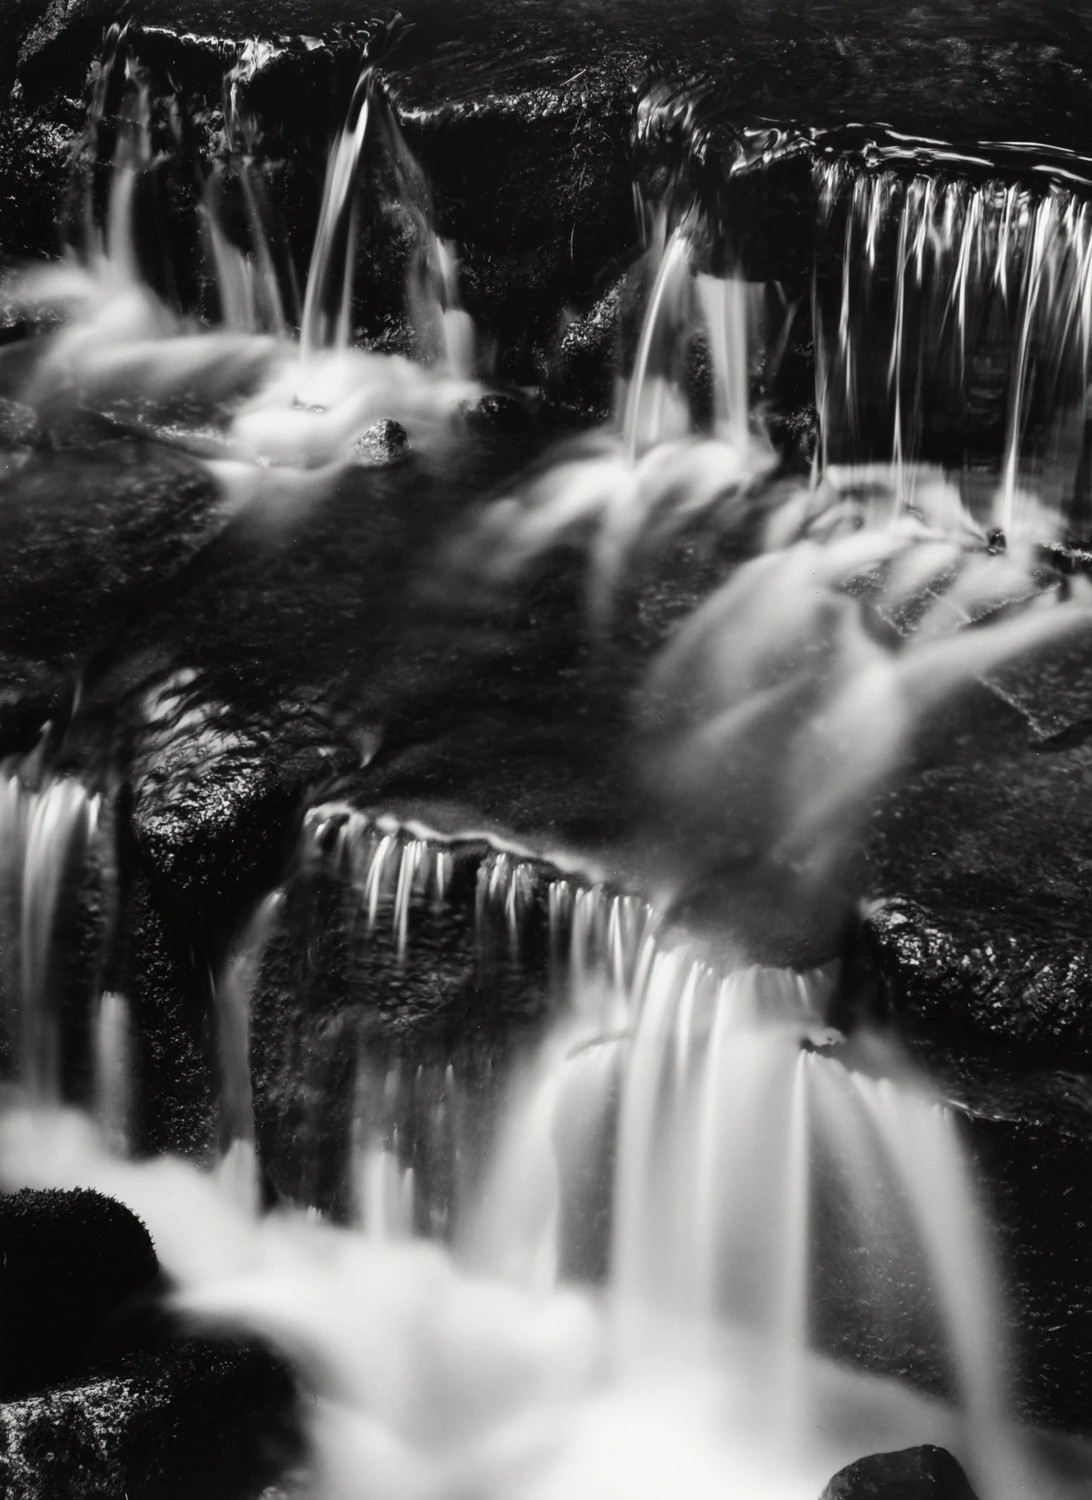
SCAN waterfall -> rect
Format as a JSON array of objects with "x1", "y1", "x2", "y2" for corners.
[
  {"x1": 4, "y1": 28, "x2": 1090, "y2": 1500},
  {"x1": 0, "y1": 847, "x2": 1028, "y2": 1498},
  {"x1": 300, "y1": 70, "x2": 374, "y2": 357},
  {"x1": 213, "y1": 891, "x2": 285, "y2": 1212},
  {"x1": 222, "y1": 808, "x2": 1017, "y2": 1497},
  {"x1": 0, "y1": 766, "x2": 102, "y2": 1104},
  {"x1": 814, "y1": 157, "x2": 1092, "y2": 531},
  {"x1": 92, "y1": 991, "x2": 131, "y2": 1156}
]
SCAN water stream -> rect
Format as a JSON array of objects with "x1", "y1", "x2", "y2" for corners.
[{"x1": 2, "y1": 31, "x2": 1092, "y2": 1500}]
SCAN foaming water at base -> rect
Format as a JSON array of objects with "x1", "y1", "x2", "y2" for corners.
[
  {"x1": 0, "y1": 1088, "x2": 1041, "y2": 1500},
  {"x1": 0, "y1": 931, "x2": 1052, "y2": 1500},
  {"x1": 13, "y1": 29, "x2": 482, "y2": 500}
]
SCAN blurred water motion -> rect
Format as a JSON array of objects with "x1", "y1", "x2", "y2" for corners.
[{"x1": 3, "y1": 24, "x2": 1092, "y2": 1500}]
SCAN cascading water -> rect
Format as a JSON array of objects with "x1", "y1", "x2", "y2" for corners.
[
  {"x1": 3, "y1": 26, "x2": 1092, "y2": 1500},
  {"x1": 0, "y1": 857, "x2": 1033, "y2": 1500},
  {"x1": 813, "y1": 146, "x2": 1092, "y2": 529},
  {"x1": 0, "y1": 763, "x2": 103, "y2": 1103}
]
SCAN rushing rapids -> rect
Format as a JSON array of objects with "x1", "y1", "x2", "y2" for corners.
[{"x1": 3, "y1": 18, "x2": 1092, "y2": 1500}]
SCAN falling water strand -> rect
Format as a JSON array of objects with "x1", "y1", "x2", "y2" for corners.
[
  {"x1": 998, "y1": 195, "x2": 1056, "y2": 531},
  {"x1": 846, "y1": 1072, "x2": 1020, "y2": 1499},
  {"x1": 814, "y1": 159, "x2": 1092, "y2": 528},
  {"x1": 202, "y1": 158, "x2": 289, "y2": 336},
  {"x1": 353, "y1": 1058, "x2": 418, "y2": 1243},
  {"x1": 93, "y1": 991, "x2": 131, "y2": 1156},
  {"x1": 300, "y1": 70, "x2": 373, "y2": 356},
  {"x1": 431, "y1": 236, "x2": 476, "y2": 378},
  {"x1": 102, "y1": 63, "x2": 154, "y2": 289},
  {"x1": 622, "y1": 225, "x2": 695, "y2": 459},
  {"x1": 0, "y1": 772, "x2": 101, "y2": 1102},
  {"x1": 773, "y1": 1052, "x2": 812, "y2": 1448},
  {"x1": 215, "y1": 890, "x2": 284, "y2": 1157},
  {"x1": 697, "y1": 272, "x2": 751, "y2": 448},
  {"x1": 358, "y1": 1143, "x2": 416, "y2": 1240},
  {"x1": 206, "y1": 40, "x2": 291, "y2": 335}
]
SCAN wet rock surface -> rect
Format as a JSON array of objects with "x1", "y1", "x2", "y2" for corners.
[
  {"x1": 818, "y1": 1444, "x2": 979, "y2": 1500},
  {"x1": 0, "y1": 1187, "x2": 158, "y2": 1400},
  {"x1": 0, "y1": 1337, "x2": 302, "y2": 1500},
  {"x1": 353, "y1": 417, "x2": 409, "y2": 465},
  {"x1": 852, "y1": 714, "x2": 1092, "y2": 1433},
  {"x1": 968, "y1": 1110, "x2": 1092, "y2": 1436},
  {"x1": 0, "y1": 442, "x2": 226, "y2": 756},
  {"x1": 250, "y1": 819, "x2": 571, "y2": 1214},
  {"x1": 865, "y1": 742, "x2": 1092, "y2": 1070}
]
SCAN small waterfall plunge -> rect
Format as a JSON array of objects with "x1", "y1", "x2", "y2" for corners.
[
  {"x1": 813, "y1": 145, "x2": 1092, "y2": 531},
  {"x1": 3, "y1": 27, "x2": 1092, "y2": 1500},
  {"x1": 0, "y1": 764, "x2": 103, "y2": 1104},
  {"x1": 0, "y1": 801, "x2": 1026, "y2": 1500}
]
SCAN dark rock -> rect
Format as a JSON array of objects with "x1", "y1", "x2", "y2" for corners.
[
  {"x1": 129, "y1": 680, "x2": 282, "y2": 899},
  {"x1": 460, "y1": 392, "x2": 530, "y2": 433},
  {"x1": 113, "y1": 869, "x2": 218, "y2": 1161},
  {"x1": 966, "y1": 1108, "x2": 1092, "y2": 1435},
  {"x1": 985, "y1": 633, "x2": 1092, "y2": 746},
  {"x1": 904, "y1": 1053, "x2": 1092, "y2": 1434},
  {"x1": 0, "y1": 442, "x2": 225, "y2": 678},
  {"x1": 0, "y1": 1336, "x2": 303, "y2": 1500},
  {"x1": 0, "y1": 650, "x2": 69, "y2": 754},
  {"x1": 15, "y1": 2, "x2": 112, "y2": 103},
  {"x1": 864, "y1": 743, "x2": 1092, "y2": 1069},
  {"x1": 112, "y1": 686, "x2": 358, "y2": 1159},
  {"x1": 0, "y1": 104, "x2": 72, "y2": 264},
  {"x1": 541, "y1": 278, "x2": 624, "y2": 420},
  {"x1": 819, "y1": 1445, "x2": 979, "y2": 1500},
  {"x1": 0, "y1": 1188, "x2": 158, "y2": 1400},
  {"x1": 807, "y1": 1053, "x2": 1092, "y2": 1432}
]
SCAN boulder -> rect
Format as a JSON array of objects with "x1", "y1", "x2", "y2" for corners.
[
  {"x1": 819, "y1": 1445, "x2": 978, "y2": 1500},
  {"x1": 0, "y1": 1187, "x2": 158, "y2": 1400},
  {"x1": 0, "y1": 1336, "x2": 303, "y2": 1500}
]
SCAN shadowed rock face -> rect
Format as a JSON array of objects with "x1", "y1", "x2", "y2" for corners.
[
  {"x1": 0, "y1": 1187, "x2": 157, "y2": 1399},
  {"x1": 819, "y1": 1443, "x2": 979, "y2": 1500},
  {"x1": 0, "y1": 1337, "x2": 303, "y2": 1500},
  {"x1": 868, "y1": 743, "x2": 1092, "y2": 1071},
  {"x1": 0, "y1": 444, "x2": 223, "y2": 739}
]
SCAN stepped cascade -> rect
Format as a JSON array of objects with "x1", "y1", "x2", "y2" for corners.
[{"x1": 1, "y1": 7, "x2": 1092, "y2": 1499}]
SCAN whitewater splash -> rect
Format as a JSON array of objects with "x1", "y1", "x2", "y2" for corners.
[
  {"x1": 0, "y1": 776, "x2": 1041, "y2": 1500},
  {"x1": 0, "y1": 944, "x2": 1029, "y2": 1500},
  {"x1": 0, "y1": 775, "x2": 1045, "y2": 1500},
  {"x1": 14, "y1": 24, "x2": 479, "y2": 486}
]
